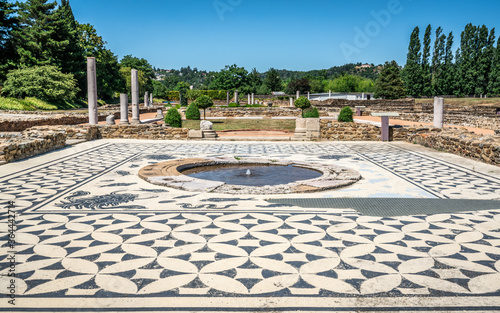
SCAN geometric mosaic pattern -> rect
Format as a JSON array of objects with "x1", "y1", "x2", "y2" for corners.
[
  {"x1": 1, "y1": 141, "x2": 500, "y2": 312},
  {"x1": 3, "y1": 210, "x2": 500, "y2": 298}
]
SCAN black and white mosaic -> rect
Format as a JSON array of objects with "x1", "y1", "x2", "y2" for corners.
[{"x1": 1, "y1": 141, "x2": 500, "y2": 312}]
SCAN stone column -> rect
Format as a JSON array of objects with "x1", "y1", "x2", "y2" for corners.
[
  {"x1": 144, "y1": 92, "x2": 149, "y2": 107},
  {"x1": 234, "y1": 90, "x2": 239, "y2": 104},
  {"x1": 226, "y1": 91, "x2": 230, "y2": 106},
  {"x1": 433, "y1": 97, "x2": 444, "y2": 128},
  {"x1": 251, "y1": 93, "x2": 254, "y2": 104},
  {"x1": 290, "y1": 97, "x2": 294, "y2": 107},
  {"x1": 248, "y1": 94, "x2": 251, "y2": 105},
  {"x1": 329, "y1": 90, "x2": 331, "y2": 98},
  {"x1": 296, "y1": 90, "x2": 300, "y2": 100},
  {"x1": 362, "y1": 92, "x2": 365, "y2": 100},
  {"x1": 87, "y1": 57, "x2": 98, "y2": 125},
  {"x1": 381, "y1": 116, "x2": 390, "y2": 142},
  {"x1": 130, "y1": 69, "x2": 141, "y2": 124},
  {"x1": 150, "y1": 93, "x2": 153, "y2": 106},
  {"x1": 119, "y1": 93, "x2": 129, "y2": 125},
  {"x1": 307, "y1": 92, "x2": 310, "y2": 100}
]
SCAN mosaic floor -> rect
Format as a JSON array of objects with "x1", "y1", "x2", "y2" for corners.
[{"x1": 1, "y1": 139, "x2": 500, "y2": 312}]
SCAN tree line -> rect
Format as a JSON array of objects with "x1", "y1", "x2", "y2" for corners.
[
  {"x1": 0, "y1": 0, "x2": 156, "y2": 107},
  {"x1": 403, "y1": 23, "x2": 500, "y2": 97}
]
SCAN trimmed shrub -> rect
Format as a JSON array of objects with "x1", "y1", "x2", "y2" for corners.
[
  {"x1": 185, "y1": 102, "x2": 200, "y2": 120},
  {"x1": 164, "y1": 108, "x2": 182, "y2": 127},
  {"x1": 294, "y1": 96, "x2": 311, "y2": 114},
  {"x1": 338, "y1": 106, "x2": 354, "y2": 122},
  {"x1": 194, "y1": 95, "x2": 214, "y2": 119},
  {"x1": 303, "y1": 106, "x2": 319, "y2": 118},
  {"x1": 228, "y1": 102, "x2": 239, "y2": 107},
  {"x1": 1, "y1": 66, "x2": 78, "y2": 107}
]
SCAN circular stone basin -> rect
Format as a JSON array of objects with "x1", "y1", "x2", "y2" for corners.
[
  {"x1": 139, "y1": 157, "x2": 362, "y2": 194},
  {"x1": 182, "y1": 164, "x2": 323, "y2": 187}
]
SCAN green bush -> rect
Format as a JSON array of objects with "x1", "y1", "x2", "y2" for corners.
[
  {"x1": 338, "y1": 106, "x2": 354, "y2": 122},
  {"x1": 1, "y1": 66, "x2": 78, "y2": 107},
  {"x1": 164, "y1": 108, "x2": 182, "y2": 127},
  {"x1": 303, "y1": 106, "x2": 319, "y2": 118},
  {"x1": 294, "y1": 96, "x2": 311, "y2": 114},
  {"x1": 185, "y1": 102, "x2": 200, "y2": 120},
  {"x1": 194, "y1": 95, "x2": 214, "y2": 119},
  {"x1": 228, "y1": 102, "x2": 239, "y2": 107}
]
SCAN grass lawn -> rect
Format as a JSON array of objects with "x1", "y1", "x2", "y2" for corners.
[
  {"x1": 182, "y1": 119, "x2": 296, "y2": 131},
  {"x1": 414, "y1": 97, "x2": 500, "y2": 106}
]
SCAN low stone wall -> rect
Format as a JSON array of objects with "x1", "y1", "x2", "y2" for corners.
[
  {"x1": 97, "y1": 124, "x2": 188, "y2": 140},
  {"x1": 406, "y1": 129, "x2": 500, "y2": 165},
  {"x1": 0, "y1": 107, "x2": 161, "y2": 132},
  {"x1": 25, "y1": 124, "x2": 189, "y2": 141},
  {"x1": 0, "y1": 131, "x2": 66, "y2": 164},
  {"x1": 398, "y1": 112, "x2": 500, "y2": 130},
  {"x1": 320, "y1": 120, "x2": 381, "y2": 141}
]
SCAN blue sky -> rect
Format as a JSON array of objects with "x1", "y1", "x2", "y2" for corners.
[{"x1": 66, "y1": 0, "x2": 500, "y2": 72}]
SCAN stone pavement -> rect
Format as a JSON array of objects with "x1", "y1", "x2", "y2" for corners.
[{"x1": 1, "y1": 140, "x2": 500, "y2": 312}]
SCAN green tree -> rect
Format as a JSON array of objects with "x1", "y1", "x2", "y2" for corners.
[
  {"x1": 264, "y1": 68, "x2": 282, "y2": 91},
  {"x1": 488, "y1": 37, "x2": 500, "y2": 95},
  {"x1": 286, "y1": 78, "x2": 310, "y2": 94},
  {"x1": 441, "y1": 32, "x2": 455, "y2": 95},
  {"x1": 11, "y1": 0, "x2": 60, "y2": 68},
  {"x1": 0, "y1": 0, "x2": 17, "y2": 81},
  {"x1": 476, "y1": 27, "x2": 495, "y2": 96},
  {"x1": 152, "y1": 80, "x2": 168, "y2": 98},
  {"x1": 193, "y1": 95, "x2": 213, "y2": 119},
  {"x1": 294, "y1": 96, "x2": 311, "y2": 115},
  {"x1": 52, "y1": 0, "x2": 85, "y2": 94},
  {"x1": 459, "y1": 23, "x2": 479, "y2": 95},
  {"x1": 175, "y1": 82, "x2": 189, "y2": 106},
  {"x1": 374, "y1": 61, "x2": 406, "y2": 99},
  {"x1": 1, "y1": 65, "x2": 78, "y2": 105},
  {"x1": 120, "y1": 55, "x2": 155, "y2": 93},
  {"x1": 209, "y1": 64, "x2": 248, "y2": 90},
  {"x1": 403, "y1": 26, "x2": 422, "y2": 97},
  {"x1": 431, "y1": 27, "x2": 446, "y2": 95},
  {"x1": 246, "y1": 68, "x2": 262, "y2": 93},
  {"x1": 120, "y1": 66, "x2": 146, "y2": 98},
  {"x1": 421, "y1": 24, "x2": 432, "y2": 96},
  {"x1": 78, "y1": 23, "x2": 124, "y2": 99}
]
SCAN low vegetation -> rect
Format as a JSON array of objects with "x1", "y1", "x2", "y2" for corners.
[{"x1": 182, "y1": 119, "x2": 296, "y2": 131}]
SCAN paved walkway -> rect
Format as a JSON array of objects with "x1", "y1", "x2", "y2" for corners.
[{"x1": 1, "y1": 140, "x2": 500, "y2": 312}]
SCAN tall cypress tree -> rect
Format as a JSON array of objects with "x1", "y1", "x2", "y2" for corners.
[
  {"x1": 453, "y1": 46, "x2": 463, "y2": 96},
  {"x1": 403, "y1": 26, "x2": 422, "y2": 97},
  {"x1": 488, "y1": 37, "x2": 500, "y2": 95},
  {"x1": 460, "y1": 23, "x2": 478, "y2": 96},
  {"x1": 476, "y1": 27, "x2": 495, "y2": 96},
  {"x1": 441, "y1": 32, "x2": 455, "y2": 95},
  {"x1": 421, "y1": 25, "x2": 432, "y2": 96},
  {"x1": 431, "y1": 27, "x2": 446, "y2": 95},
  {"x1": 11, "y1": 0, "x2": 59, "y2": 68},
  {"x1": 53, "y1": 0, "x2": 86, "y2": 95}
]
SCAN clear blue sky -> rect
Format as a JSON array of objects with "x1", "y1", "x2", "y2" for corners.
[{"x1": 67, "y1": 0, "x2": 500, "y2": 72}]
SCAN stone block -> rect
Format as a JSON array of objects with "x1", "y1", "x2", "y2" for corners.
[{"x1": 188, "y1": 130, "x2": 203, "y2": 138}]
